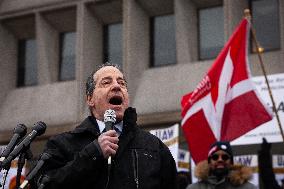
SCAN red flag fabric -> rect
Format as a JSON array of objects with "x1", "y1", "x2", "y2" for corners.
[{"x1": 181, "y1": 18, "x2": 273, "y2": 164}]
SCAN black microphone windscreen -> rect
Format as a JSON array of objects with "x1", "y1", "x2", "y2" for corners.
[
  {"x1": 14, "y1": 124, "x2": 27, "y2": 137},
  {"x1": 32, "y1": 121, "x2": 47, "y2": 136},
  {"x1": 40, "y1": 153, "x2": 51, "y2": 161}
]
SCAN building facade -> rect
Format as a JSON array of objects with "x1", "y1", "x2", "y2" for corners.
[{"x1": 0, "y1": 0, "x2": 283, "y2": 179}]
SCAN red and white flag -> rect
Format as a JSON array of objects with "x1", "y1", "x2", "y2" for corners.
[{"x1": 181, "y1": 18, "x2": 273, "y2": 164}]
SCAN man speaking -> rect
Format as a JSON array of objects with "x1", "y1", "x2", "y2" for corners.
[{"x1": 38, "y1": 63, "x2": 177, "y2": 189}]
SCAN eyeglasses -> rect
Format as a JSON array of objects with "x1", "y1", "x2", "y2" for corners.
[{"x1": 211, "y1": 154, "x2": 230, "y2": 161}]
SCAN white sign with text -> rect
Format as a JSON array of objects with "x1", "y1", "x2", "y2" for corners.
[{"x1": 150, "y1": 124, "x2": 179, "y2": 167}]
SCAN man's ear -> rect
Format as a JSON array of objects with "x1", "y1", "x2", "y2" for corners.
[{"x1": 86, "y1": 95, "x2": 95, "y2": 106}]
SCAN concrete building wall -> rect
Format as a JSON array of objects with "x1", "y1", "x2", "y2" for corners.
[
  {"x1": 0, "y1": 23, "x2": 17, "y2": 108},
  {"x1": 0, "y1": 0, "x2": 283, "y2": 159}
]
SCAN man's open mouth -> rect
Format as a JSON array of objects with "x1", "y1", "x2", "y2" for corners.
[{"x1": 109, "y1": 96, "x2": 123, "y2": 105}]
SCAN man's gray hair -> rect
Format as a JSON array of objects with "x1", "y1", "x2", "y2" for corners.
[{"x1": 85, "y1": 63, "x2": 122, "y2": 97}]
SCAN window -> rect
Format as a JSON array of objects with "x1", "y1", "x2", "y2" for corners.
[
  {"x1": 59, "y1": 32, "x2": 76, "y2": 81},
  {"x1": 103, "y1": 23, "x2": 123, "y2": 68},
  {"x1": 150, "y1": 14, "x2": 176, "y2": 67},
  {"x1": 17, "y1": 39, "x2": 37, "y2": 87},
  {"x1": 198, "y1": 6, "x2": 224, "y2": 60},
  {"x1": 251, "y1": 0, "x2": 280, "y2": 51}
]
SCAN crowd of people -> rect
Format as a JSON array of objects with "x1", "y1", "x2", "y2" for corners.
[{"x1": 25, "y1": 63, "x2": 282, "y2": 189}]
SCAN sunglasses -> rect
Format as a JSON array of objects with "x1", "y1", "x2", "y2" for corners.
[{"x1": 211, "y1": 154, "x2": 230, "y2": 161}]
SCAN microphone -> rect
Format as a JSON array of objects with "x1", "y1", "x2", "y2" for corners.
[
  {"x1": 103, "y1": 109, "x2": 116, "y2": 164},
  {"x1": 1, "y1": 121, "x2": 47, "y2": 169},
  {"x1": 0, "y1": 124, "x2": 27, "y2": 162},
  {"x1": 37, "y1": 175, "x2": 50, "y2": 189},
  {"x1": 104, "y1": 109, "x2": 116, "y2": 131},
  {"x1": 19, "y1": 153, "x2": 51, "y2": 189}
]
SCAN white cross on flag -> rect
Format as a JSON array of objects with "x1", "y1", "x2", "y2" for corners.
[{"x1": 181, "y1": 18, "x2": 273, "y2": 164}]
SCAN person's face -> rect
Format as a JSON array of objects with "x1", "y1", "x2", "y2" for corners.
[
  {"x1": 209, "y1": 150, "x2": 232, "y2": 171},
  {"x1": 87, "y1": 66, "x2": 129, "y2": 122}
]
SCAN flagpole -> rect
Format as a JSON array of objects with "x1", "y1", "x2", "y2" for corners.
[{"x1": 244, "y1": 9, "x2": 284, "y2": 142}]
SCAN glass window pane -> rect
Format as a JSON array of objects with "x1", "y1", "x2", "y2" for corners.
[
  {"x1": 17, "y1": 39, "x2": 37, "y2": 87},
  {"x1": 199, "y1": 6, "x2": 224, "y2": 60},
  {"x1": 104, "y1": 23, "x2": 122, "y2": 68},
  {"x1": 251, "y1": 0, "x2": 280, "y2": 51},
  {"x1": 151, "y1": 14, "x2": 176, "y2": 67},
  {"x1": 59, "y1": 32, "x2": 76, "y2": 81}
]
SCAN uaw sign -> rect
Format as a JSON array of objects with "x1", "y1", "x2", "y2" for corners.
[
  {"x1": 234, "y1": 155, "x2": 259, "y2": 187},
  {"x1": 150, "y1": 124, "x2": 179, "y2": 168},
  {"x1": 232, "y1": 73, "x2": 284, "y2": 145},
  {"x1": 273, "y1": 155, "x2": 284, "y2": 185},
  {"x1": 178, "y1": 149, "x2": 190, "y2": 172}
]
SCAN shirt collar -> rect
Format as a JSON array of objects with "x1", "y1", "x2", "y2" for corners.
[{"x1": 96, "y1": 119, "x2": 123, "y2": 134}]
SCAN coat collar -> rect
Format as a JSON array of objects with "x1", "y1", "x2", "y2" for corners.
[
  {"x1": 71, "y1": 116, "x2": 100, "y2": 135},
  {"x1": 71, "y1": 107, "x2": 138, "y2": 136},
  {"x1": 194, "y1": 160, "x2": 253, "y2": 186},
  {"x1": 114, "y1": 107, "x2": 138, "y2": 159},
  {"x1": 206, "y1": 175, "x2": 226, "y2": 185}
]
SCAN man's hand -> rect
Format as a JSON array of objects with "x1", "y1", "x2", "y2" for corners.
[{"x1": 98, "y1": 130, "x2": 119, "y2": 158}]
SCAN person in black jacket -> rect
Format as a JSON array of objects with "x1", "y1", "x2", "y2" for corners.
[
  {"x1": 38, "y1": 63, "x2": 177, "y2": 189},
  {"x1": 258, "y1": 137, "x2": 282, "y2": 189}
]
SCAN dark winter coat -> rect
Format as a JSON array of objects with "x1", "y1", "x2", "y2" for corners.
[
  {"x1": 186, "y1": 160, "x2": 257, "y2": 189},
  {"x1": 39, "y1": 107, "x2": 177, "y2": 189}
]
